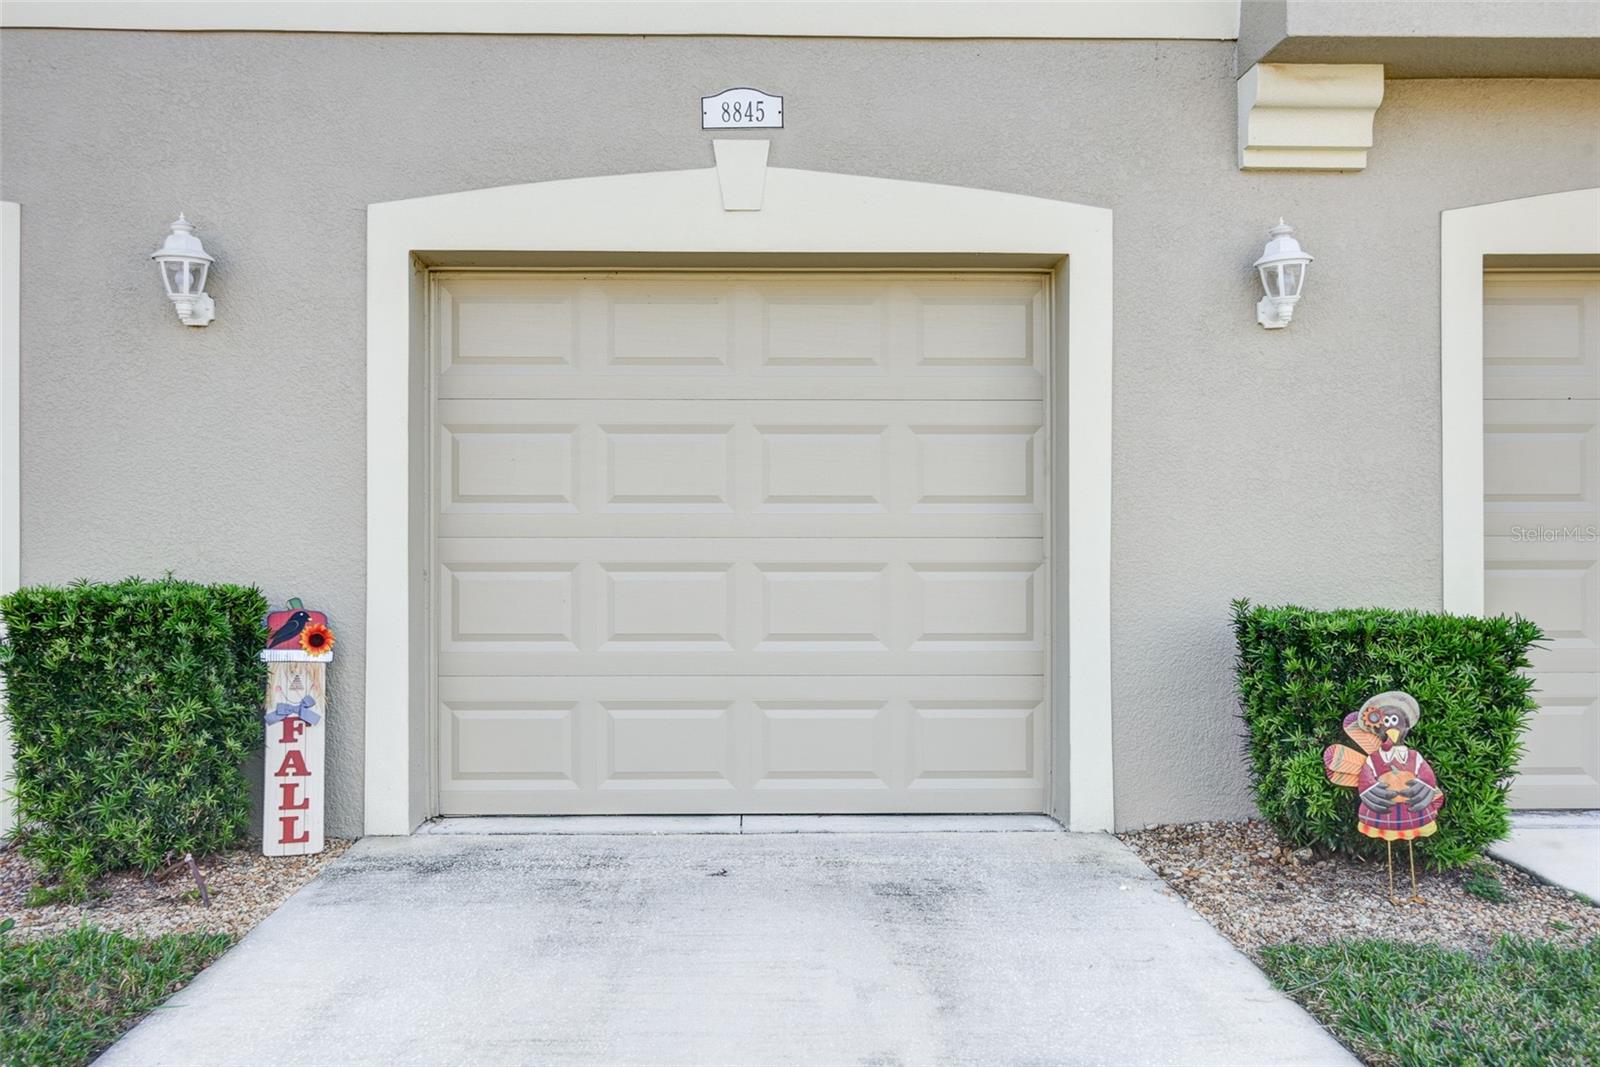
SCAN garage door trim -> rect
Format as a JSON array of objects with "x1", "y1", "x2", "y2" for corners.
[
  {"x1": 1441, "y1": 186, "x2": 1600, "y2": 614},
  {"x1": 365, "y1": 162, "x2": 1114, "y2": 834}
]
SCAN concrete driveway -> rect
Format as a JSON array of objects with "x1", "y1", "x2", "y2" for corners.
[
  {"x1": 1490, "y1": 811, "x2": 1600, "y2": 902},
  {"x1": 100, "y1": 819, "x2": 1352, "y2": 1066}
]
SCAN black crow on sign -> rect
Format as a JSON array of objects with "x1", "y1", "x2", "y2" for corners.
[{"x1": 268, "y1": 610, "x2": 311, "y2": 650}]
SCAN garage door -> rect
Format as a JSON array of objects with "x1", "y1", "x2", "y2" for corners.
[
  {"x1": 432, "y1": 271, "x2": 1049, "y2": 814},
  {"x1": 1482, "y1": 271, "x2": 1600, "y2": 808}
]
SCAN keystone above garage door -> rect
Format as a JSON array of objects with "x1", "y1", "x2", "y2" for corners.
[{"x1": 433, "y1": 270, "x2": 1049, "y2": 814}]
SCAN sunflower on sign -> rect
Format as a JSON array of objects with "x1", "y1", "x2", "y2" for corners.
[{"x1": 300, "y1": 623, "x2": 335, "y2": 657}]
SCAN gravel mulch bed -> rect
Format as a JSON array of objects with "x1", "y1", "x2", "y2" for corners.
[
  {"x1": 1120, "y1": 820, "x2": 1600, "y2": 958},
  {"x1": 1, "y1": 839, "x2": 351, "y2": 941}
]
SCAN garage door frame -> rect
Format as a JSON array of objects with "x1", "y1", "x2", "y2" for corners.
[
  {"x1": 365, "y1": 159, "x2": 1114, "y2": 834},
  {"x1": 430, "y1": 267, "x2": 1056, "y2": 815},
  {"x1": 1440, "y1": 188, "x2": 1600, "y2": 807},
  {"x1": 1441, "y1": 186, "x2": 1600, "y2": 614}
]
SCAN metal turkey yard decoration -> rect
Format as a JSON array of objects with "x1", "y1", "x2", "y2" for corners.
[{"x1": 1323, "y1": 691, "x2": 1445, "y2": 905}]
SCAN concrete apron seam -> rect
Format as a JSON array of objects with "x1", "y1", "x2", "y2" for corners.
[{"x1": 415, "y1": 814, "x2": 1067, "y2": 836}]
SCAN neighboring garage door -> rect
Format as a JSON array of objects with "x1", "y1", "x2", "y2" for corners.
[
  {"x1": 1482, "y1": 271, "x2": 1600, "y2": 808},
  {"x1": 432, "y1": 271, "x2": 1049, "y2": 814}
]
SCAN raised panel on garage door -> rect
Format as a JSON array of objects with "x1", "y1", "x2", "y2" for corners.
[
  {"x1": 433, "y1": 271, "x2": 1050, "y2": 815},
  {"x1": 1482, "y1": 272, "x2": 1600, "y2": 809}
]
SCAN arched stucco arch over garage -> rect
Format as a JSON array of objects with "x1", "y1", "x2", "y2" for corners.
[{"x1": 364, "y1": 156, "x2": 1114, "y2": 833}]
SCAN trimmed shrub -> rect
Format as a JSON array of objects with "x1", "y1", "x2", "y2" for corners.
[
  {"x1": 0, "y1": 577, "x2": 267, "y2": 895},
  {"x1": 1232, "y1": 599, "x2": 1541, "y2": 869}
]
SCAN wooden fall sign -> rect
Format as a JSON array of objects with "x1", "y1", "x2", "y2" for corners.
[{"x1": 262, "y1": 598, "x2": 335, "y2": 857}]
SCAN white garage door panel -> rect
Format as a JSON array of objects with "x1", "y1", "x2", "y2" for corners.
[
  {"x1": 1483, "y1": 272, "x2": 1600, "y2": 809},
  {"x1": 437, "y1": 675, "x2": 1046, "y2": 815},
  {"x1": 434, "y1": 273, "x2": 1047, "y2": 401},
  {"x1": 1483, "y1": 399, "x2": 1598, "y2": 535},
  {"x1": 436, "y1": 398, "x2": 1044, "y2": 539},
  {"x1": 437, "y1": 537, "x2": 1044, "y2": 676},
  {"x1": 1483, "y1": 278, "x2": 1599, "y2": 398},
  {"x1": 434, "y1": 270, "x2": 1049, "y2": 815},
  {"x1": 1485, "y1": 537, "x2": 1598, "y2": 671}
]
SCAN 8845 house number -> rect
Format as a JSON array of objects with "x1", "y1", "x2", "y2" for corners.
[{"x1": 702, "y1": 87, "x2": 784, "y2": 129}]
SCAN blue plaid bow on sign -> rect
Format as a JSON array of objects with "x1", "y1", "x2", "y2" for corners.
[{"x1": 264, "y1": 695, "x2": 321, "y2": 726}]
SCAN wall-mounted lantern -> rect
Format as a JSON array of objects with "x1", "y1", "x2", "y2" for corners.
[
  {"x1": 1254, "y1": 219, "x2": 1312, "y2": 329},
  {"x1": 150, "y1": 215, "x2": 215, "y2": 326}
]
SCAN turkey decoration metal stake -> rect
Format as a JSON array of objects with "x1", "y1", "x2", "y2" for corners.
[
  {"x1": 1322, "y1": 691, "x2": 1445, "y2": 905},
  {"x1": 261, "y1": 597, "x2": 334, "y2": 857}
]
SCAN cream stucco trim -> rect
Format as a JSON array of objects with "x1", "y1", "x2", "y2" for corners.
[
  {"x1": 0, "y1": 202, "x2": 18, "y2": 840},
  {"x1": 1440, "y1": 187, "x2": 1600, "y2": 615},
  {"x1": 1237, "y1": 63, "x2": 1385, "y2": 171},
  {"x1": 366, "y1": 165, "x2": 1115, "y2": 835},
  {"x1": 3, "y1": 1, "x2": 1240, "y2": 38}
]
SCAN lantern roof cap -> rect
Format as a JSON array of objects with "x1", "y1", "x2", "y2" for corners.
[
  {"x1": 1253, "y1": 218, "x2": 1311, "y2": 269},
  {"x1": 150, "y1": 214, "x2": 213, "y2": 263}
]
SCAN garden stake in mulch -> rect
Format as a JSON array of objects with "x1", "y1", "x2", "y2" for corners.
[
  {"x1": 184, "y1": 852, "x2": 211, "y2": 907},
  {"x1": 154, "y1": 852, "x2": 212, "y2": 907},
  {"x1": 262, "y1": 597, "x2": 335, "y2": 857}
]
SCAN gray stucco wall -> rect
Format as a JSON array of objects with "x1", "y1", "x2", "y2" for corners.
[{"x1": 2, "y1": 31, "x2": 1597, "y2": 835}]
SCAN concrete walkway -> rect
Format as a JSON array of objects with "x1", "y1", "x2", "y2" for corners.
[
  {"x1": 101, "y1": 821, "x2": 1352, "y2": 1066},
  {"x1": 1490, "y1": 811, "x2": 1600, "y2": 902}
]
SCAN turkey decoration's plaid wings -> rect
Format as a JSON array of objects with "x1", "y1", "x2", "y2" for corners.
[
  {"x1": 1322, "y1": 744, "x2": 1367, "y2": 788},
  {"x1": 1342, "y1": 711, "x2": 1382, "y2": 755}
]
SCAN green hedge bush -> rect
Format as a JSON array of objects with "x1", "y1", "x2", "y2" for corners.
[
  {"x1": 1232, "y1": 599, "x2": 1541, "y2": 869},
  {"x1": 1, "y1": 577, "x2": 267, "y2": 895}
]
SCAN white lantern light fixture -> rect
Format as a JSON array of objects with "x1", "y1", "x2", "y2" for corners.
[
  {"x1": 1253, "y1": 218, "x2": 1312, "y2": 329},
  {"x1": 150, "y1": 214, "x2": 215, "y2": 326}
]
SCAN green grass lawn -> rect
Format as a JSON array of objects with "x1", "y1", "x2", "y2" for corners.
[
  {"x1": 1260, "y1": 937, "x2": 1600, "y2": 1067},
  {"x1": 0, "y1": 924, "x2": 233, "y2": 1067}
]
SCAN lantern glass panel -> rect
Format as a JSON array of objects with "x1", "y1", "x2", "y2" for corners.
[
  {"x1": 1282, "y1": 262, "x2": 1304, "y2": 297},
  {"x1": 1258, "y1": 264, "x2": 1279, "y2": 298},
  {"x1": 163, "y1": 258, "x2": 200, "y2": 296}
]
